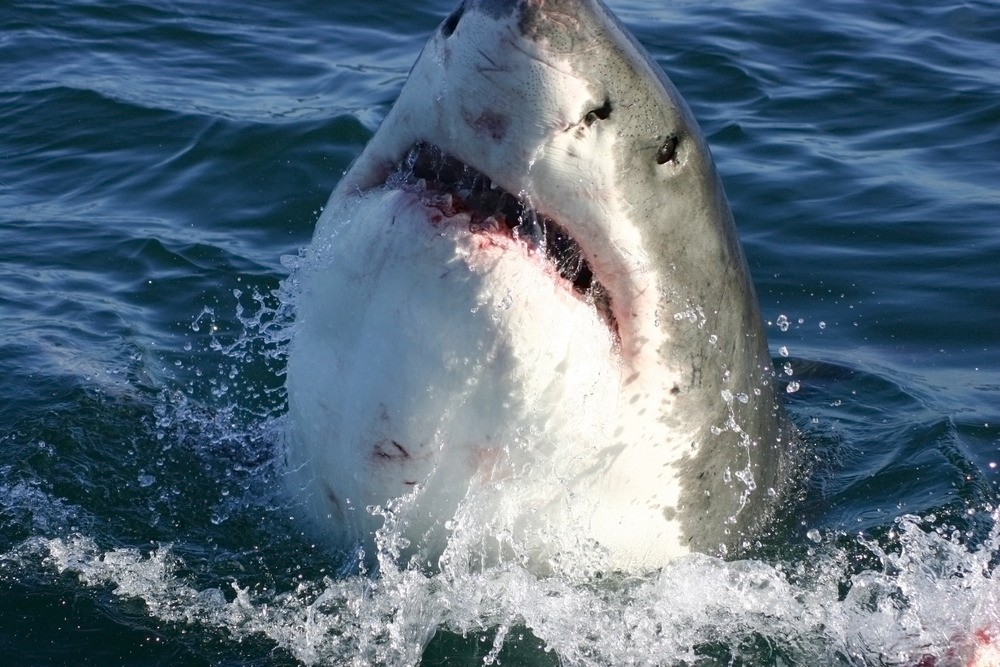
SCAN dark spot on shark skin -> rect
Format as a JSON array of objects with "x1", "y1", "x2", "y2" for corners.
[
  {"x1": 670, "y1": 384, "x2": 680, "y2": 395},
  {"x1": 469, "y1": 109, "x2": 508, "y2": 141},
  {"x1": 321, "y1": 481, "x2": 346, "y2": 521},
  {"x1": 475, "y1": 0, "x2": 518, "y2": 20}
]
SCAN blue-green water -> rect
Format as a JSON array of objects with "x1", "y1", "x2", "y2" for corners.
[{"x1": 1, "y1": 0, "x2": 998, "y2": 665}]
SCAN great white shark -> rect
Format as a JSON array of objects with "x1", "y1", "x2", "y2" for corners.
[{"x1": 284, "y1": 0, "x2": 796, "y2": 573}]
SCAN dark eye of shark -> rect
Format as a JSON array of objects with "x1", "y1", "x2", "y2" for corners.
[
  {"x1": 441, "y1": 3, "x2": 465, "y2": 38},
  {"x1": 656, "y1": 135, "x2": 679, "y2": 164},
  {"x1": 390, "y1": 142, "x2": 616, "y2": 333},
  {"x1": 584, "y1": 98, "x2": 612, "y2": 126}
]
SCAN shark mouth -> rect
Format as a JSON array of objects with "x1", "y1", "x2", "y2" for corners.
[{"x1": 388, "y1": 141, "x2": 617, "y2": 335}]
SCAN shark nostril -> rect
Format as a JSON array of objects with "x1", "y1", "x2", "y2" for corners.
[
  {"x1": 441, "y1": 3, "x2": 465, "y2": 38},
  {"x1": 584, "y1": 98, "x2": 613, "y2": 126}
]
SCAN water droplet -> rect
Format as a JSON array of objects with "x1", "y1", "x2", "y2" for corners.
[
  {"x1": 786, "y1": 381, "x2": 801, "y2": 393},
  {"x1": 807, "y1": 528, "x2": 822, "y2": 543},
  {"x1": 778, "y1": 345, "x2": 789, "y2": 357},
  {"x1": 499, "y1": 290, "x2": 513, "y2": 310}
]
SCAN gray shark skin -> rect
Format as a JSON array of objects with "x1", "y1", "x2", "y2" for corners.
[{"x1": 284, "y1": 0, "x2": 796, "y2": 573}]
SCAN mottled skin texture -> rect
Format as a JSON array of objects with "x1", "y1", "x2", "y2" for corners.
[
  {"x1": 474, "y1": 0, "x2": 794, "y2": 554},
  {"x1": 288, "y1": 0, "x2": 796, "y2": 568},
  {"x1": 507, "y1": 0, "x2": 792, "y2": 551}
]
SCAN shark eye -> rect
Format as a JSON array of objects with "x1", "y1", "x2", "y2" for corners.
[
  {"x1": 441, "y1": 3, "x2": 465, "y2": 38},
  {"x1": 584, "y1": 98, "x2": 612, "y2": 126},
  {"x1": 656, "y1": 135, "x2": 679, "y2": 164}
]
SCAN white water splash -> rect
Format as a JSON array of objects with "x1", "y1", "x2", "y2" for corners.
[{"x1": 4, "y1": 511, "x2": 997, "y2": 667}]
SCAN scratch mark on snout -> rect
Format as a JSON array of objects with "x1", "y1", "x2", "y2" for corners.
[
  {"x1": 511, "y1": 41, "x2": 586, "y2": 81},
  {"x1": 476, "y1": 49, "x2": 509, "y2": 73}
]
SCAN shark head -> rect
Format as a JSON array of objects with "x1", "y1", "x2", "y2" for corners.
[{"x1": 285, "y1": 0, "x2": 794, "y2": 573}]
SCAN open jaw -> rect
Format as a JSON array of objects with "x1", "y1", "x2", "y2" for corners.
[{"x1": 382, "y1": 141, "x2": 619, "y2": 338}]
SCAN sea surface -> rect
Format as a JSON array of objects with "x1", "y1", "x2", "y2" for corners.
[{"x1": 1, "y1": 0, "x2": 998, "y2": 665}]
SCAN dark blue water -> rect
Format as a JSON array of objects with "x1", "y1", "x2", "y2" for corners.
[{"x1": 1, "y1": 0, "x2": 998, "y2": 665}]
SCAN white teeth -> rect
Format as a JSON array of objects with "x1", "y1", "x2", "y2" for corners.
[{"x1": 394, "y1": 143, "x2": 607, "y2": 319}]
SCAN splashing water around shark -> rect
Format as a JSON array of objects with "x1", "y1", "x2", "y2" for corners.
[{"x1": 10, "y1": 510, "x2": 1000, "y2": 665}]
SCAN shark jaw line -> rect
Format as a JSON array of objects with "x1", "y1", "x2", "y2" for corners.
[{"x1": 380, "y1": 141, "x2": 619, "y2": 340}]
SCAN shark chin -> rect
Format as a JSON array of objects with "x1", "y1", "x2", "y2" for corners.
[{"x1": 284, "y1": 0, "x2": 797, "y2": 574}]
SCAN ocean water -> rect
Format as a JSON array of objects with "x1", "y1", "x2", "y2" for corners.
[{"x1": 1, "y1": 0, "x2": 998, "y2": 665}]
